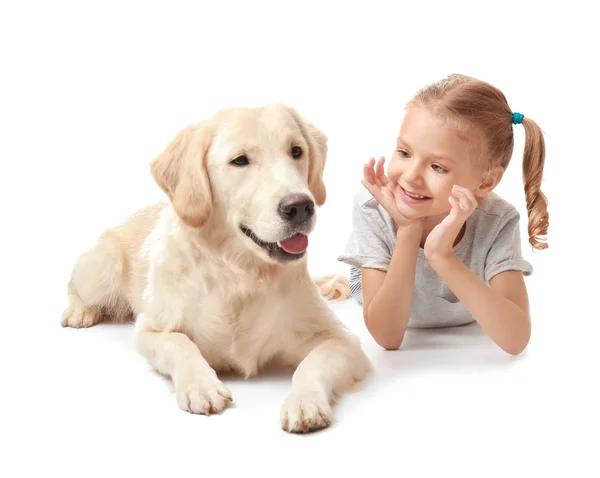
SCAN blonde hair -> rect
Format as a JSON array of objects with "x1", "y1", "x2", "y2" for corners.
[{"x1": 408, "y1": 73, "x2": 549, "y2": 250}]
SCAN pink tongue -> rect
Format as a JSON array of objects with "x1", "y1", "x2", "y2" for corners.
[{"x1": 278, "y1": 234, "x2": 309, "y2": 254}]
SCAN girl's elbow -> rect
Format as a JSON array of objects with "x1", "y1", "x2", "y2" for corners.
[
  {"x1": 364, "y1": 317, "x2": 404, "y2": 350},
  {"x1": 374, "y1": 330, "x2": 405, "y2": 350},
  {"x1": 364, "y1": 306, "x2": 406, "y2": 350},
  {"x1": 502, "y1": 329, "x2": 531, "y2": 356},
  {"x1": 503, "y1": 341, "x2": 528, "y2": 356},
  {"x1": 380, "y1": 338, "x2": 404, "y2": 351}
]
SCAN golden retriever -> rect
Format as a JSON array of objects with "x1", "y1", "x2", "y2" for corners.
[{"x1": 60, "y1": 104, "x2": 371, "y2": 433}]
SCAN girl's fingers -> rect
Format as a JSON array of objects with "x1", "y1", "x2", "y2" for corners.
[
  {"x1": 375, "y1": 156, "x2": 385, "y2": 177},
  {"x1": 453, "y1": 191, "x2": 466, "y2": 211},
  {"x1": 363, "y1": 165, "x2": 370, "y2": 184},
  {"x1": 362, "y1": 179, "x2": 386, "y2": 205},
  {"x1": 451, "y1": 185, "x2": 475, "y2": 212},
  {"x1": 364, "y1": 158, "x2": 400, "y2": 212},
  {"x1": 361, "y1": 179, "x2": 377, "y2": 196},
  {"x1": 448, "y1": 195, "x2": 459, "y2": 210},
  {"x1": 369, "y1": 158, "x2": 378, "y2": 181},
  {"x1": 376, "y1": 157, "x2": 390, "y2": 186},
  {"x1": 443, "y1": 196, "x2": 464, "y2": 231},
  {"x1": 381, "y1": 186, "x2": 394, "y2": 201},
  {"x1": 371, "y1": 158, "x2": 385, "y2": 189},
  {"x1": 363, "y1": 159, "x2": 376, "y2": 184}
]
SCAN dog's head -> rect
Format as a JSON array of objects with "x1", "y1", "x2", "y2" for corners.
[{"x1": 150, "y1": 104, "x2": 328, "y2": 265}]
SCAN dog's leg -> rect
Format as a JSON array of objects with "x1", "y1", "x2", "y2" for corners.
[
  {"x1": 280, "y1": 331, "x2": 371, "y2": 433},
  {"x1": 134, "y1": 321, "x2": 233, "y2": 415},
  {"x1": 61, "y1": 281, "x2": 103, "y2": 328},
  {"x1": 61, "y1": 231, "x2": 126, "y2": 328}
]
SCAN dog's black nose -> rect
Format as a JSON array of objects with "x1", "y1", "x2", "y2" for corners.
[{"x1": 278, "y1": 194, "x2": 315, "y2": 225}]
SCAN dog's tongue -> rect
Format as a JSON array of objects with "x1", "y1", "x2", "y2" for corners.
[{"x1": 278, "y1": 234, "x2": 309, "y2": 254}]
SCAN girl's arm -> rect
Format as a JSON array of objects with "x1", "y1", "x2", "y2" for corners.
[
  {"x1": 362, "y1": 224, "x2": 422, "y2": 350},
  {"x1": 359, "y1": 157, "x2": 424, "y2": 350},
  {"x1": 429, "y1": 257, "x2": 530, "y2": 355},
  {"x1": 424, "y1": 185, "x2": 531, "y2": 355}
]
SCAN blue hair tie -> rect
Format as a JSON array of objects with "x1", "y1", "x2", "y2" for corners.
[{"x1": 512, "y1": 112, "x2": 524, "y2": 125}]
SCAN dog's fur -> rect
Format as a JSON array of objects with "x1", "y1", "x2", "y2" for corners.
[{"x1": 61, "y1": 104, "x2": 371, "y2": 433}]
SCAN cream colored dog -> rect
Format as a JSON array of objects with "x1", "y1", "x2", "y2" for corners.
[{"x1": 61, "y1": 104, "x2": 371, "y2": 433}]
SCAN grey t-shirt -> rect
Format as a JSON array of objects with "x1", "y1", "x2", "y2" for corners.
[{"x1": 337, "y1": 187, "x2": 533, "y2": 328}]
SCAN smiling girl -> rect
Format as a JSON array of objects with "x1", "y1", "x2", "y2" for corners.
[{"x1": 338, "y1": 73, "x2": 549, "y2": 355}]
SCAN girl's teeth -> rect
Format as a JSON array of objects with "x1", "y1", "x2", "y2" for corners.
[{"x1": 406, "y1": 191, "x2": 426, "y2": 199}]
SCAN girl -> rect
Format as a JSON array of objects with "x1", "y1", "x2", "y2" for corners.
[{"x1": 337, "y1": 73, "x2": 549, "y2": 355}]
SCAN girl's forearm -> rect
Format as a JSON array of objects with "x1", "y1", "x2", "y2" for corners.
[
  {"x1": 429, "y1": 255, "x2": 531, "y2": 355},
  {"x1": 366, "y1": 226, "x2": 421, "y2": 349}
]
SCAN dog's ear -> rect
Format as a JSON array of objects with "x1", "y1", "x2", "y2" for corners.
[
  {"x1": 283, "y1": 106, "x2": 328, "y2": 206},
  {"x1": 303, "y1": 121, "x2": 328, "y2": 206},
  {"x1": 150, "y1": 121, "x2": 214, "y2": 228}
]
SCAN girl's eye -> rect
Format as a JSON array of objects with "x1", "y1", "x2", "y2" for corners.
[
  {"x1": 396, "y1": 149, "x2": 410, "y2": 159},
  {"x1": 432, "y1": 163, "x2": 448, "y2": 174},
  {"x1": 230, "y1": 155, "x2": 250, "y2": 167}
]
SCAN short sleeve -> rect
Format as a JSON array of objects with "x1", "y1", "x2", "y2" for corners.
[
  {"x1": 484, "y1": 208, "x2": 533, "y2": 283},
  {"x1": 337, "y1": 189, "x2": 393, "y2": 272}
]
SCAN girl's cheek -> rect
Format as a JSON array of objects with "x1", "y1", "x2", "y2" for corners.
[
  {"x1": 388, "y1": 165, "x2": 400, "y2": 183},
  {"x1": 428, "y1": 177, "x2": 451, "y2": 197}
]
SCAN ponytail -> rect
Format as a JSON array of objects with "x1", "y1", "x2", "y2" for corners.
[{"x1": 521, "y1": 117, "x2": 549, "y2": 250}]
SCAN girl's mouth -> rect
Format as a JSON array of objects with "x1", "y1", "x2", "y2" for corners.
[{"x1": 399, "y1": 186, "x2": 431, "y2": 204}]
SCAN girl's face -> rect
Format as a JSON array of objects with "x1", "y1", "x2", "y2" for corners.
[{"x1": 387, "y1": 106, "x2": 492, "y2": 222}]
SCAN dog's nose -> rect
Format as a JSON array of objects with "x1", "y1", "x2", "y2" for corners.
[{"x1": 278, "y1": 194, "x2": 315, "y2": 225}]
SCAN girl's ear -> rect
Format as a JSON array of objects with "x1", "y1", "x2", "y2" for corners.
[{"x1": 475, "y1": 165, "x2": 504, "y2": 198}]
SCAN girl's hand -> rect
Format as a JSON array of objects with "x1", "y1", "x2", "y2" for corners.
[
  {"x1": 361, "y1": 157, "x2": 420, "y2": 229},
  {"x1": 424, "y1": 185, "x2": 477, "y2": 261}
]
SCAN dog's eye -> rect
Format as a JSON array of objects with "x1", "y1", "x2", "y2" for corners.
[
  {"x1": 291, "y1": 146, "x2": 303, "y2": 159},
  {"x1": 230, "y1": 155, "x2": 250, "y2": 167}
]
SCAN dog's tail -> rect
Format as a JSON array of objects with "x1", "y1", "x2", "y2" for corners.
[{"x1": 313, "y1": 273, "x2": 351, "y2": 301}]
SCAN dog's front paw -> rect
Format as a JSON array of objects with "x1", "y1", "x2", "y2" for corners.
[
  {"x1": 280, "y1": 391, "x2": 333, "y2": 433},
  {"x1": 61, "y1": 305, "x2": 102, "y2": 328},
  {"x1": 174, "y1": 369, "x2": 233, "y2": 415}
]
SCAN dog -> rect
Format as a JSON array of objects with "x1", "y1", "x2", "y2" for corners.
[{"x1": 60, "y1": 104, "x2": 371, "y2": 433}]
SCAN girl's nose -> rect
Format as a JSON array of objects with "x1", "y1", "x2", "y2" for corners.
[{"x1": 403, "y1": 163, "x2": 423, "y2": 184}]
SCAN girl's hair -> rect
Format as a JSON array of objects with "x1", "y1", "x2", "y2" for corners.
[{"x1": 408, "y1": 73, "x2": 549, "y2": 250}]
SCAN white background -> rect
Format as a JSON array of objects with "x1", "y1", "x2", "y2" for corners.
[{"x1": 1, "y1": 1, "x2": 598, "y2": 477}]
